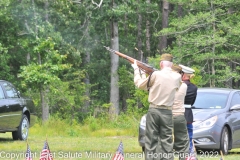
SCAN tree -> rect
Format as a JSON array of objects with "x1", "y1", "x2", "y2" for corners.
[
  {"x1": 109, "y1": 0, "x2": 120, "y2": 117},
  {"x1": 159, "y1": 0, "x2": 170, "y2": 53},
  {"x1": 14, "y1": 0, "x2": 74, "y2": 121},
  {"x1": 159, "y1": 0, "x2": 240, "y2": 88},
  {"x1": 146, "y1": 0, "x2": 151, "y2": 58}
]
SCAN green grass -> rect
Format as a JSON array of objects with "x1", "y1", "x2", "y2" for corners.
[{"x1": 0, "y1": 118, "x2": 239, "y2": 160}]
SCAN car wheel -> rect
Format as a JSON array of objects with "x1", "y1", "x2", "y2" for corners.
[
  {"x1": 12, "y1": 115, "x2": 29, "y2": 140},
  {"x1": 220, "y1": 127, "x2": 229, "y2": 155}
]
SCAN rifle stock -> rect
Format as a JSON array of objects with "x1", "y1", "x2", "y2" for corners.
[{"x1": 104, "y1": 46, "x2": 158, "y2": 75}]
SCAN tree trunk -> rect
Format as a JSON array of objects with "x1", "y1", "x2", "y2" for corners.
[
  {"x1": 136, "y1": 0, "x2": 143, "y2": 109},
  {"x1": 227, "y1": 7, "x2": 234, "y2": 88},
  {"x1": 83, "y1": 60, "x2": 90, "y2": 112},
  {"x1": 146, "y1": 0, "x2": 151, "y2": 59},
  {"x1": 210, "y1": 0, "x2": 215, "y2": 87},
  {"x1": 40, "y1": 0, "x2": 50, "y2": 121},
  {"x1": 176, "y1": 4, "x2": 183, "y2": 56},
  {"x1": 178, "y1": 4, "x2": 183, "y2": 18},
  {"x1": 124, "y1": 14, "x2": 128, "y2": 38},
  {"x1": 109, "y1": 0, "x2": 119, "y2": 118},
  {"x1": 207, "y1": 61, "x2": 211, "y2": 87},
  {"x1": 159, "y1": 0, "x2": 169, "y2": 53},
  {"x1": 122, "y1": 94, "x2": 127, "y2": 112},
  {"x1": 233, "y1": 63, "x2": 239, "y2": 88},
  {"x1": 41, "y1": 85, "x2": 49, "y2": 121},
  {"x1": 137, "y1": 0, "x2": 143, "y2": 61},
  {"x1": 83, "y1": 25, "x2": 90, "y2": 113},
  {"x1": 44, "y1": 0, "x2": 49, "y2": 21},
  {"x1": 211, "y1": 58, "x2": 215, "y2": 87}
]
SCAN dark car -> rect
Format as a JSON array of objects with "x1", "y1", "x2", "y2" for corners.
[
  {"x1": 0, "y1": 80, "x2": 37, "y2": 140},
  {"x1": 138, "y1": 88, "x2": 240, "y2": 154}
]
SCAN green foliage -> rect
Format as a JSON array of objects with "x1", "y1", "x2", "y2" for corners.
[
  {"x1": 148, "y1": 55, "x2": 161, "y2": 70},
  {"x1": 31, "y1": 116, "x2": 83, "y2": 137},
  {"x1": 82, "y1": 112, "x2": 141, "y2": 136},
  {"x1": 159, "y1": 0, "x2": 240, "y2": 88},
  {"x1": 1, "y1": 0, "x2": 240, "y2": 124},
  {"x1": 0, "y1": 43, "x2": 14, "y2": 81},
  {"x1": 118, "y1": 64, "x2": 149, "y2": 115},
  {"x1": 85, "y1": 116, "x2": 100, "y2": 131},
  {"x1": 190, "y1": 67, "x2": 203, "y2": 87},
  {"x1": 19, "y1": 63, "x2": 65, "y2": 86},
  {"x1": 118, "y1": 65, "x2": 135, "y2": 100}
]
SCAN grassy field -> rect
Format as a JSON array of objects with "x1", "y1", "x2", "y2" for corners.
[
  {"x1": 0, "y1": 133, "x2": 239, "y2": 160},
  {"x1": 0, "y1": 119, "x2": 239, "y2": 160}
]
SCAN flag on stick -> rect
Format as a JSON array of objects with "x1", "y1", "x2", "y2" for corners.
[
  {"x1": 112, "y1": 141, "x2": 124, "y2": 160},
  {"x1": 186, "y1": 140, "x2": 198, "y2": 160},
  {"x1": 39, "y1": 140, "x2": 53, "y2": 160},
  {"x1": 25, "y1": 144, "x2": 33, "y2": 160},
  {"x1": 220, "y1": 150, "x2": 224, "y2": 160}
]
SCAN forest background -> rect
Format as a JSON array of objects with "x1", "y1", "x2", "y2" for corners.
[{"x1": 0, "y1": 0, "x2": 240, "y2": 124}]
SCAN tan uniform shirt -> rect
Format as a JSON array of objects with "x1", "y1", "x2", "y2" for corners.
[
  {"x1": 134, "y1": 67, "x2": 181, "y2": 107},
  {"x1": 172, "y1": 82, "x2": 187, "y2": 116}
]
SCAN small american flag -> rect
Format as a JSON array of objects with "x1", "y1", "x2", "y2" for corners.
[
  {"x1": 112, "y1": 141, "x2": 124, "y2": 160},
  {"x1": 25, "y1": 144, "x2": 33, "y2": 160},
  {"x1": 39, "y1": 141, "x2": 53, "y2": 160}
]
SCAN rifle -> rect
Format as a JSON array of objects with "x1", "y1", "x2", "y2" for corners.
[{"x1": 104, "y1": 46, "x2": 158, "y2": 75}]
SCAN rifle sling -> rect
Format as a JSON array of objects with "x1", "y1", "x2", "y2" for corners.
[{"x1": 147, "y1": 72, "x2": 154, "y2": 91}]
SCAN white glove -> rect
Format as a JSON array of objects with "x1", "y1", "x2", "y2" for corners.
[{"x1": 131, "y1": 60, "x2": 138, "y2": 70}]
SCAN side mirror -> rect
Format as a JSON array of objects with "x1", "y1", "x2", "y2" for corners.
[
  {"x1": 230, "y1": 104, "x2": 240, "y2": 111},
  {"x1": 17, "y1": 91, "x2": 21, "y2": 96}
]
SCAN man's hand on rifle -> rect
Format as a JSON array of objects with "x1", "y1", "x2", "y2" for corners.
[
  {"x1": 131, "y1": 60, "x2": 138, "y2": 70},
  {"x1": 131, "y1": 60, "x2": 146, "y2": 78}
]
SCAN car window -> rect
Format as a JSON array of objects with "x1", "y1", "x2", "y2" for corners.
[
  {"x1": 193, "y1": 92, "x2": 228, "y2": 109},
  {"x1": 0, "y1": 86, "x2": 5, "y2": 99},
  {"x1": 2, "y1": 82, "x2": 19, "y2": 98},
  {"x1": 230, "y1": 92, "x2": 240, "y2": 107}
]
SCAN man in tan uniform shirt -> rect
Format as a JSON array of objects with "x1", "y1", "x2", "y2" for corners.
[
  {"x1": 171, "y1": 65, "x2": 189, "y2": 160},
  {"x1": 132, "y1": 54, "x2": 182, "y2": 160}
]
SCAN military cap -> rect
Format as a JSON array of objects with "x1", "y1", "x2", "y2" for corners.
[
  {"x1": 171, "y1": 64, "x2": 182, "y2": 73},
  {"x1": 160, "y1": 53, "x2": 173, "y2": 62},
  {"x1": 179, "y1": 64, "x2": 195, "y2": 74}
]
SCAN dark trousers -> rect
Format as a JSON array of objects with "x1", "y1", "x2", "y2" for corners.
[
  {"x1": 145, "y1": 107, "x2": 174, "y2": 160},
  {"x1": 173, "y1": 115, "x2": 190, "y2": 160}
]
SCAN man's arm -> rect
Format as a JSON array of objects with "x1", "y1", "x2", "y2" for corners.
[{"x1": 132, "y1": 60, "x2": 153, "y2": 91}]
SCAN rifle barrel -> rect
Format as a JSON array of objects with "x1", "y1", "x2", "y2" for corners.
[{"x1": 104, "y1": 46, "x2": 158, "y2": 74}]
